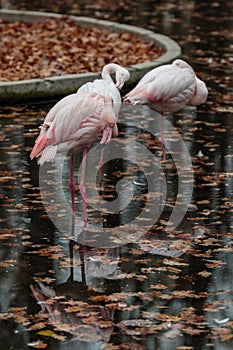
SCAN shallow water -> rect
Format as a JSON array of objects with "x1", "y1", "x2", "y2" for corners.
[{"x1": 0, "y1": 1, "x2": 233, "y2": 349}]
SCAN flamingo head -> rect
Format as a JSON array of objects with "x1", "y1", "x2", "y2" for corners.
[
  {"x1": 173, "y1": 59, "x2": 192, "y2": 70},
  {"x1": 115, "y1": 67, "x2": 130, "y2": 90}
]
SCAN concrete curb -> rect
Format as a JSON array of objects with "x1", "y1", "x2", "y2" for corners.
[{"x1": 0, "y1": 9, "x2": 181, "y2": 103}]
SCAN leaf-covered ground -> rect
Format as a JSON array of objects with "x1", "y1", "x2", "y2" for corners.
[{"x1": 0, "y1": 16, "x2": 162, "y2": 81}]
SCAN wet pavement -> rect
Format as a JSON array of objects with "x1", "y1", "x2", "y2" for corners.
[{"x1": 0, "y1": 1, "x2": 233, "y2": 349}]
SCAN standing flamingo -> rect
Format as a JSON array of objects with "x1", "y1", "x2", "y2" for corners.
[
  {"x1": 78, "y1": 63, "x2": 130, "y2": 178},
  {"x1": 124, "y1": 59, "x2": 208, "y2": 159},
  {"x1": 30, "y1": 91, "x2": 117, "y2": 222}
]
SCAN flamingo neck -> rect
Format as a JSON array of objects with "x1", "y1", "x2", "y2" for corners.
[{"x1": 101, "y1": 63, "x2": 118, "y2": 81}]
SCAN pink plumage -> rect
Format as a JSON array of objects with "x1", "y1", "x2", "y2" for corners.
[
  {"x1": 30, "y1": 63, "x2": 130, "y2": 223},
  {"x1": 124, "y1": 59, "x2": 208, "y2": 111},
  {"x1": 30, "y1": 92, "x2": 116, "y2": 164},
  {"x1": 30, "y1": 91, "x2": 117, "y2": 222},
  {"x1": 124, "y1": 59, "x2": 208, "y2": 159}
]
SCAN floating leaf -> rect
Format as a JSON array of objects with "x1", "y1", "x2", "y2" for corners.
[
  {"x1": 28, "y1": 340, "x2": 48, "y2": 349},
  {"x1": 37, "y1": 330, "x2": 54, "y2": 337}
]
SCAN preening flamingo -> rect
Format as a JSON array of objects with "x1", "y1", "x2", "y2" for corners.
[
  {"x1": 124, "y1": 59, "x2": 208, "y2": 159},
  {"x1": 78, "y1": 63, "x2": 130, "y2": 177},
  {"x1": 30, "y1": 91, "x2": 117, "y2": 222}
]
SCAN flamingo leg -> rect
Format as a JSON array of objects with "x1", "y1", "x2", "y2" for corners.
[
  {"x1": 80, "y1": 147, "x2": 88, "y2": 222},
  {"x1": 160, "y1": 113, "x2": 166, "y2": 160},
  {"x1": 99, "y1": 148, "x2": 104, "y2": 186},
  {"x1": 69, "y1": 153, "x2": 76, "y2": 216}
]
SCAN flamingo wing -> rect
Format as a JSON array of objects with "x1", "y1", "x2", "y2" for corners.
[
  {"x1": 188, "y1": 77, "x2": 208, "y2": 106},
  {"x1": 30, "y1": 94, "x2": 83, "y2": 159},
  {"x1": 126, "y1": 65, "x2": 195, "y2": 104},
  {"x1": 30, "y1": 94, "x2": 79, "y2": 158},
  {"x1": 31, "y1": 92, "x2": 117, "y2": 164},
  {"x1": 78, "y1": 79, "x2": 121, "y2": 117}
]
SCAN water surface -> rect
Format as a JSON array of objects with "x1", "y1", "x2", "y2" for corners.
[{"x1": 0, "y1": 1, "x2": 232, "y2": 349}]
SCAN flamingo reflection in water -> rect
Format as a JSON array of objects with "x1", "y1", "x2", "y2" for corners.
[
  {"x1": 30, "y1": 280, "x2": 114, "y2": 343},
  {"x1": 30, "y1": 245, "x2": 120, "y2": 343}
]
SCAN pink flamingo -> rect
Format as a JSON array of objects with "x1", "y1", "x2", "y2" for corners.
[
  {"x1": 30, "y1": 91, "x2": 117, "y2": 222},
  {"x1": 78, "y1": 63, "x2": 130, "y2": 178},
  {"x1": 124, "y1": 59, "x2": 208, "y2": 160}
]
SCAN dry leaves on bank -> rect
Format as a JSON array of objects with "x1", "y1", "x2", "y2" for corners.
[{"x1": 0, "y1": 16, "x2": 162, "y2": 82}]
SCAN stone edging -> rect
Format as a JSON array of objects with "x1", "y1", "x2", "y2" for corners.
[{"x1": 0, "y1": 9, "x2": 181, "y2": 103}]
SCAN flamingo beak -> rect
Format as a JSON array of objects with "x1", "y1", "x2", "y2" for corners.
[
  {"x1": 115, "y1": 78, "x2": 124, "y2": 90},
  {"x1": 123, "y1": 98, "x2": 131, "y2": 104},
  {"x1": 98, "y1": 125, "x2": 113, "y2": 148}
]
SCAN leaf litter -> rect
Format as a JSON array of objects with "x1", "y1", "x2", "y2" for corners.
[{"x1": 0, "y1": 16, "x2": 162, "y2": 82}]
